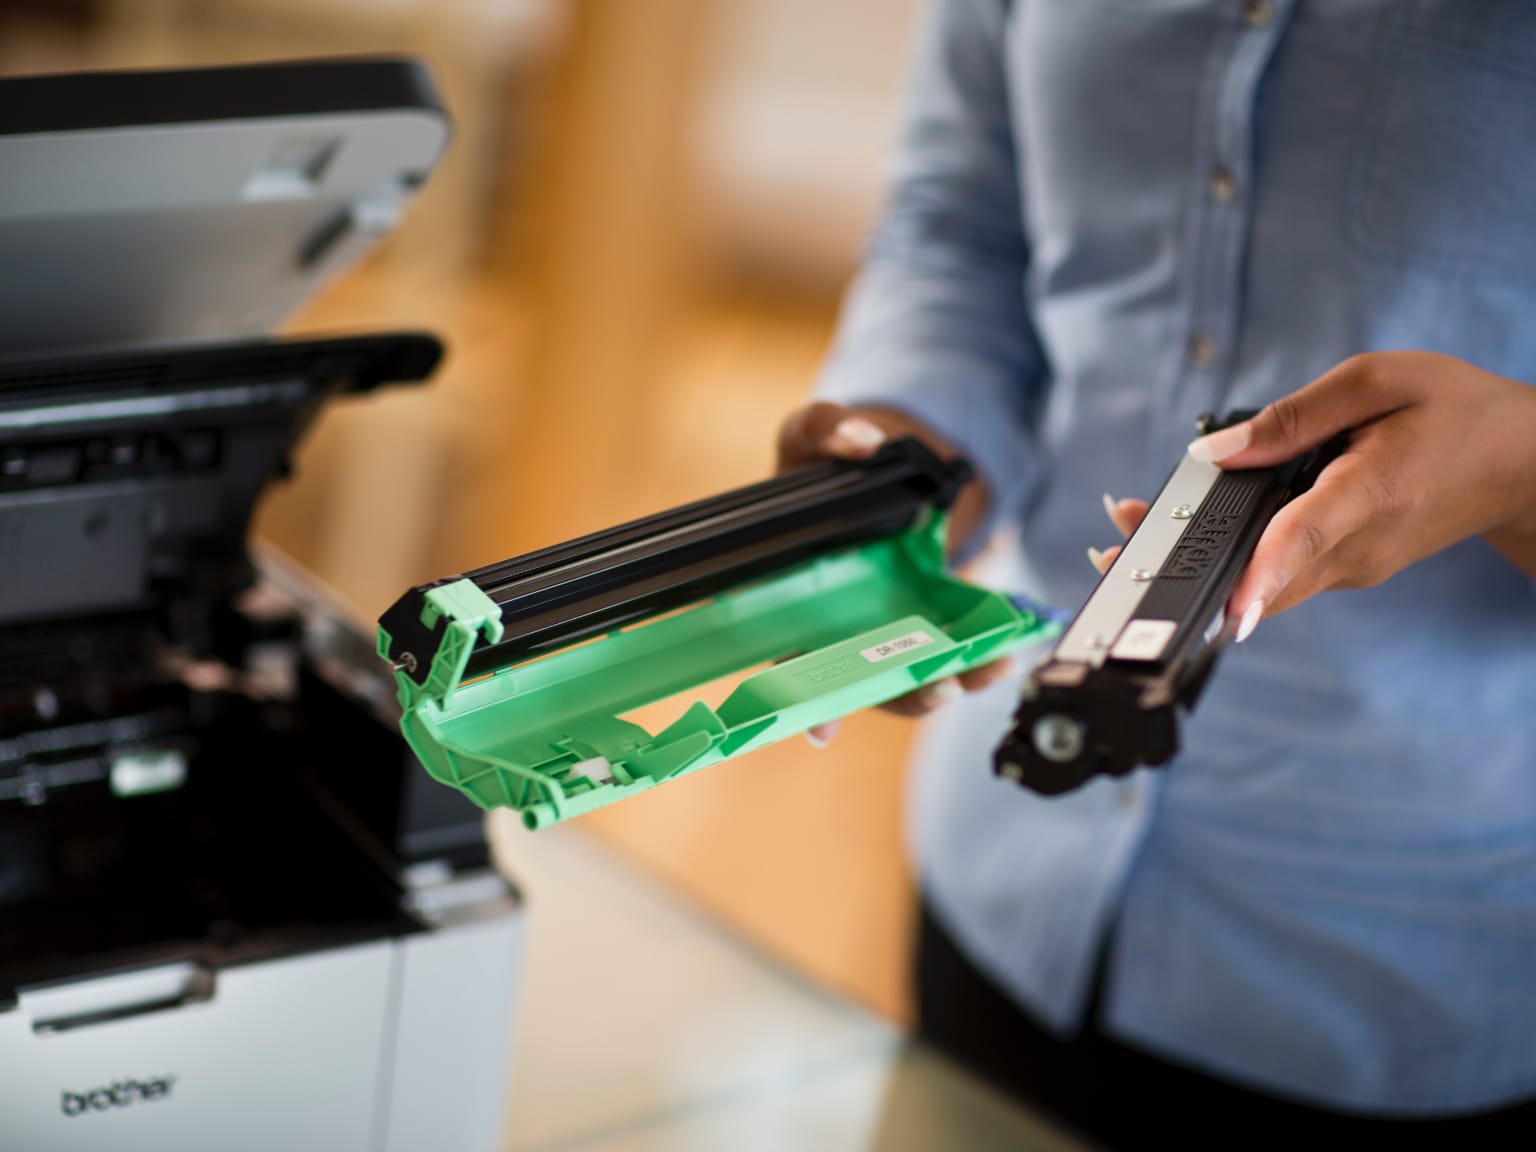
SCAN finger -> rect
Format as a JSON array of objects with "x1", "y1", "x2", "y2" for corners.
[
  {"x1": 777, "y1": 402, "x2": 849, "y2": 470},
  {"x1": 776, "y1": 402, "x2": 885, "y2": 471},
  {"x1": 957, "y1": 656, "x2": 1015, "y2": 693},
  {"x1": 1087, "y1": 544, "x2": 1122, "y2": 574},
  {"x1": 1102, "y1": 495, "x2": 1151, "y2": 539},
  {"x1": 805, "y1": 719, "x2": 842, "y2": 748},
  {"x1": 1225, "y1": 470, "x2": 1370, "y2": 636},
  {"x1": 1186, "y1": 354, "x2": 1417, "y2": 470},
  {"x1": 878, "y1": 677, "x2": 964, "y2": 719}
]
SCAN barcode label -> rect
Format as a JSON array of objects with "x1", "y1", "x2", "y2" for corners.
[{"x1": 861, "y1": 630, "x2": 936, "y2": 663}]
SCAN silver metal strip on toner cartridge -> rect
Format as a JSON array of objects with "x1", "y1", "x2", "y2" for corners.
[{"x1": 1054, "y1": 453, "x2": 1221, "y2": 666}]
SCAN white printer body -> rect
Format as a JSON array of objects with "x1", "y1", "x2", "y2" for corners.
[{"x1": 0, "y1": 59, "x2": 523, "y2": 1152}]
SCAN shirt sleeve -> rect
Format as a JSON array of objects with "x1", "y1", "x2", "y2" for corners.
[{"x1": 814, "y1": 0, "x2": 1046, "y2": 556}]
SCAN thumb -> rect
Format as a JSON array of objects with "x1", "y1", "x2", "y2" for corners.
[
  {"x1": 776, "y1": 402, "x2": 887, "y2": 471},
  {"x1": 1186, "y1": 355, "x2": 1412, "y2": 469}
]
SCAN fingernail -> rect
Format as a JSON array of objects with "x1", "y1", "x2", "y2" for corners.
[
  {"x1": 1087, "y1": 546, "x2": 1108, "y2": 569},
  {"x1": 805, "y1": 723, "x2": 836, "y2": 748},
  {"x1": 921, "y1": 679, "x2": 964, "y2": 709},
  {"x1": 1101, "y1": 493, "x2": 1118, "y2": 525},
  {"x1": 1235, "y1": 600, "x2": 1264, "y2": 644},
  {"x1": 829, "y1": 417, "x2": 885, "y2": 452},
  {"x1": 1187, "y1": 422, "x2": 1251, "y2": 464}
]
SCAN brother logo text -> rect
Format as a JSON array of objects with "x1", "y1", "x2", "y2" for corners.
[{"x1": 61, "y1": 1076, "x2": 176, "y2": 1116}]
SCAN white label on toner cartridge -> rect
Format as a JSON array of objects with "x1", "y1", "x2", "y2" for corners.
[
  {"x1": 862, "y1": 631, "x2": 937, "y2": 663},
  {"x1": 1111, "y1": 619, "x2": 1178, "y2": 662}
]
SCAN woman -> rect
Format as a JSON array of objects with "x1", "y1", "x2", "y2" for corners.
[{"x1": 777, "y1": 2, "x2": 1536, "y2": 1146}]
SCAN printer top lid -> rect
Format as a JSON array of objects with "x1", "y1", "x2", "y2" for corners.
[
  {"x1": 0, "y1": 56, "x2": 451, "y2": 702},
  {"x1": 0, "y1": 56, "x2": 449, "y2": 360}
]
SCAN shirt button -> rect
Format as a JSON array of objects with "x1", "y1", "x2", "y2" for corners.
[
  {"x1": 1209, "y1": 166, "x2": 1237, "y2": 203},
  {"x1": 1188, "y1": 331, "x2": 1217, "y2": 367},
  {"x1": 1243, "y1": 0, "x2": 1275, "y2": 28}
]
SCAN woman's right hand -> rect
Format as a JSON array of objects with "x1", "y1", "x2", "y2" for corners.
[{"x1": 775, "y1": 402, "x2": 1009, "y2": 746}]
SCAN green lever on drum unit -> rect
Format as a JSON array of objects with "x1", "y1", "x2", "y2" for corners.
[{"x1": 377, "y1": 439, "x2": 1058, "y2": 829}]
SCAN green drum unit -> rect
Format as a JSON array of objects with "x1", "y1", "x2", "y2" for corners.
[{"x1": 378, "y1": 439, "x2": 1057, "y2": 829}]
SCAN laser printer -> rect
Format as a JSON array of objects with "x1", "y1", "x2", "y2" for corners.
[{"x1": 0, "y1": 58, "x2": 523, "y2": 1152}]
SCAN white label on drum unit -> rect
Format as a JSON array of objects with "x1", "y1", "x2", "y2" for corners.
[
  {"x1": 1111, "y1": 619, "x2": 1178, "y2": 662},
  {"x1": 568, "y1": 757, "x2": 614, "y2": 785},
  {"x1": 109, "y1": 749, "x2": 188, "y2": 797},
  {"x1": 861, "y1": 630, "x2": 936, "y2": 663}
]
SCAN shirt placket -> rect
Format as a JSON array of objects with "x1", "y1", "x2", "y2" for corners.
[{"x1": 1157, "y1": 0, "x2": 1295, "y2": 462}]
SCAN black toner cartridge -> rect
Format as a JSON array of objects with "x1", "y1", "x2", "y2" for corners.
[{"x1": 993, "y1": 413, "x2": 1344, "y2": 795}]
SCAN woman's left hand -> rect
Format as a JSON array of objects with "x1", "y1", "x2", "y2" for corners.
[{"x1": 1093, "y1": 352, "x2": 1536, "y2": 641}]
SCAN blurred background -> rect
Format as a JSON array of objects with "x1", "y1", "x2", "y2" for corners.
[{"x1": 0, "y1": 0, "x2": 930, "y2": 1022}]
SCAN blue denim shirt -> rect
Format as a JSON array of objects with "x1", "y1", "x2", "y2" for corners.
[{"x1": 816, "y1": 0, "x2": 1536, "y2": 1115}]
